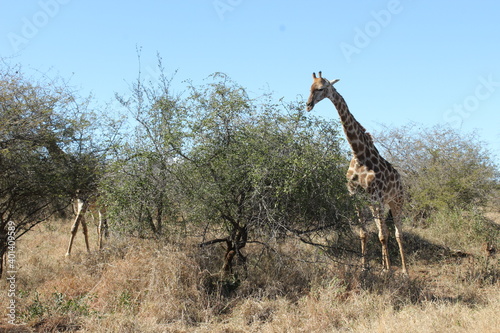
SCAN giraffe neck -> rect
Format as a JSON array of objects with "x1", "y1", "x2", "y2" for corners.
[{"x1": 327, "y1": 89, "x2": 378, "y2": 162}]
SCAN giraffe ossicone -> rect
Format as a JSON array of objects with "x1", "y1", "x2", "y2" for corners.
[{"x1": 307, "y1": 71, "x2": 408, "y2": 275}]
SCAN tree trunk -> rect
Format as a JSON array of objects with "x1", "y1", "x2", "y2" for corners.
[
  {"x1": 221, "y1": 225, "x2": 247, "y2": 274},
  {"x1": 156, "y1": 204, "x2": 163, "y2": 235}
]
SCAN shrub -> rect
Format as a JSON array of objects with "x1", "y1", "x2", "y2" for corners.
[{"x1": 375, "y1": 123, "x2": 499, "y2": 216}]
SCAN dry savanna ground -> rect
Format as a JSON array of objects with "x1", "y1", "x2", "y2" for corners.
[{"x1": 1, "y1": 210, "x2": 499, "y2": 333}]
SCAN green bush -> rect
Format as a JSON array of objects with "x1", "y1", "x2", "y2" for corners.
[
  {"x1": 106, "y1": 68, "x2": 356, "y2": 272},
  {"x1": 426, "y1": 207, "x2": 499, "y2": 250},
  {"x1": 375, "y1": 123, "x2": 499, "y2": 216}
]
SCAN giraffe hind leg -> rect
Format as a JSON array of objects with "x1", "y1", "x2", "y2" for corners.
[{"x1": 389, "y1": 203, "x2": 408, "y2": 275}]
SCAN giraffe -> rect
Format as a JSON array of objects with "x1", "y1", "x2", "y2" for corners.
[
  {"x1": 306, "y1": 71, "x2": 408, "y2": 274},
  {"x1": 65, "y1": 190, "x2": 108, "y2": 256},
  {"x1": 35, "y1": 134, "x2": 108, "y2": 256}
]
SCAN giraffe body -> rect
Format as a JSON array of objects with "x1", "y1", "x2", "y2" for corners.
[{"x1": 307, "y1": 71, "x2": 407, "y2": 274}]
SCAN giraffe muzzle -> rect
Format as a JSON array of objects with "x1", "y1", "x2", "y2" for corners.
[{"x1": 306, "y1": 101, "x2": 314, "y2": 111}]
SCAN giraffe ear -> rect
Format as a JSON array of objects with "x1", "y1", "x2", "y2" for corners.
[{"x1": 330, "y1": 79, "x2": 340, "y2": 85}]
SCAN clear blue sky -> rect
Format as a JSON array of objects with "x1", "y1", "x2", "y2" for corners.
[{"x1": 1, "y1": 0, "x2": 499, "y2": 163}]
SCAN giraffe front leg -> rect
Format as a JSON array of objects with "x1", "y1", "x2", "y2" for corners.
[
  {"x1": 355, "y1": 207, "x2": 368, "y2": 270},
  {"x1": 371, "y1": 205, "x2": 391, "y2": 271},
  {"x1": 395, "y1": 228, "x2": 408, "y2": 275},
  {"x1": 380, "y1": 235, "x2": 391, "y2": 270},
  {"x1": 66, "y1": 215, "x2": 80, "y2": 256},
  {"x1": 359, "y1": 226, "x2": 367, "y2": 270}
]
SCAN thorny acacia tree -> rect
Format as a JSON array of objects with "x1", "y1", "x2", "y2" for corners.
[
  {"x1": 110, "y1": 65, "x2": 357, "y2": 273},
  {"x1": 183, "y1": 74, "x2": 356, "y2": 271},
  {"x1": 104, "y1": 60, "x2": 183, "y2": 236}
]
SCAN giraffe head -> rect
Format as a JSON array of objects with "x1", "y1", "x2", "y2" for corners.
[{"x1": 306, "y1": 71, "x2": 340, "y2": 111}]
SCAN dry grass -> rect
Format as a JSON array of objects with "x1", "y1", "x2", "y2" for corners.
[{"x1": 1, "y1": 213, "x2": 499, "y2": 333}]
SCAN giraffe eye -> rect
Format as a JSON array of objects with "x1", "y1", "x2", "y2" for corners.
[{"x1": 316, "y1": 88, "x2": 324, "y2": 92}]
